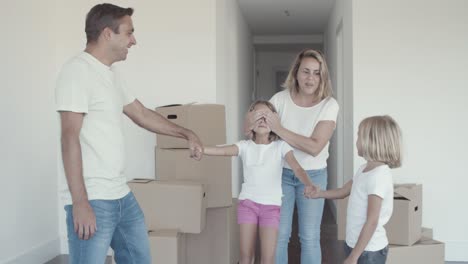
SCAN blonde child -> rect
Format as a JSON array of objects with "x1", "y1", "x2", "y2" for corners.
[
  {"x1": 204, "y1": 100, "x2": 317, "y2": 264},
  {"x1": 308, "y1": 115, "x2": 402, "y2": 264}
]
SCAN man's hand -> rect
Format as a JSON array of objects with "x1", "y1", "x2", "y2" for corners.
[
  {"x1": 187, "y1": 132, "x2": 203, "y2": 160},
  {"x1": 72, "y1": 200, "x2": 97, "y2": 240}
]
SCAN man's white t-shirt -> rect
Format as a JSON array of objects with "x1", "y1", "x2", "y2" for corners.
[
  {"x1": 346, "y1": 164, "x2": 394, "y2": 251},
  {"x1": 55, "y1": 52, "x2": 135, "y2": 204},
  {"x1": 235, "y1": 140, "x2": 293, "y2": 206},
  {"x1": 269, "y1": 90, "x2": 339, "y2": 170}
]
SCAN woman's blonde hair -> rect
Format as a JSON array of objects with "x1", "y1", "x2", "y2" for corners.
[
  {"x1": 248, "y1": 100, "x2": 279, "y2": 142},
  {"x1": 282, "y1": 49, "x2": 333, "y2": 100},
  {"x1": 358, "y1": 115, "x2": 402, "y2": 168}
]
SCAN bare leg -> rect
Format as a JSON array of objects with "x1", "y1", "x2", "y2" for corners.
[
  {"x1": 239, "y1": 224, "x2": 258, "y2": 264},
  {"x1": 259, "y1": 226, "x2": 279, "y2": 264}
]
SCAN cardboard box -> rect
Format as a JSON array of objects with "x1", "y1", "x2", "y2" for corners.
[
  {"x1": 387, "y1": 238, "x2": 445, "y2": 264},
  {"x1": 129, "y1": 179, "x2": 206, "y2": 233},
  {"x1": 385, "y1": 184, "x2": 422, "y2": 245},
  {"x1": 155, "y1": 104, "x2": 226, "y2": 148},
  {"x1": 185, "y1": 199, "x2": 240, "y2": 264},
  {"x1": 421, "y1": 227, "x2": 433, "y2": 239},
  {"x1": 336, "y1": 184, "x2": 423, "y2": 246},
  {"x1": 155, "y1": 148, "x2": 232, "y2": 208},
  {"x1": 149, "y1": 230, "x2": 186, "y2": 264}
]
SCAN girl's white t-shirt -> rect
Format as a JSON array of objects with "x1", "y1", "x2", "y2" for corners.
[
  {"x1": 235, "y1": 140, "x2": 293, "y2": 206},
  {"x1": 346, "y1": 164, "x2": 394, "y2": 251},
  {"x1": 269, "y1": 90, "x2": 339, "y2": 170}
]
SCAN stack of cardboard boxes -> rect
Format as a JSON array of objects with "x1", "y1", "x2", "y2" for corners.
[
  {"x1": 337, "y1": 184, "x2": 445, "y2": 263},
  {"x1": 129, "y1": 104, "x2": 239, "y2": 264}
]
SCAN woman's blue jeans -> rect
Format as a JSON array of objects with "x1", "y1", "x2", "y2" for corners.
[
  {"x1": 65, "y1": 192, "x2": 151, "y2": 264},
  {"x1": 275, "y1": 168, "x2": 328, "y2": 264}
]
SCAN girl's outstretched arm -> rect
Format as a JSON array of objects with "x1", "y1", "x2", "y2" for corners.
[
  {"x1": 309, "y1": 180, "x2": 353, "y2": 200},
  {"x1": 204, "y1": 144, "x2": 239, "y2": 156}
]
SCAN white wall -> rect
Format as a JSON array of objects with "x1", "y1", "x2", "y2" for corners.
[
  {"x1": 352, "y1": 0, "x2": 468, "y2": 261},
  {"x1": 324, "y1": 0, "x2": 354, "y2": 219},
  {"x1": 0, "y1": 1, "x2": 60, "y2": 263},
  {"x1": 54, "y1": 0, "x2": 219, "y2": 255},
  {"x1": 216, "y1": 0, "x2": 254, "y2": 197}
]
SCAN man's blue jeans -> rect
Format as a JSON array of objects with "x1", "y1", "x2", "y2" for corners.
[
  {"x1": 275, "y1": 168, "x2": 328, "y2": 264},
  {"x1": 65, "y1": 192, "x2": 151, "y2": 264}
]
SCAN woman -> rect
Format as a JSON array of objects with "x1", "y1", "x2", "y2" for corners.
[{"x1": 245, "y1": 49, "x2": 339, "y2": 264}]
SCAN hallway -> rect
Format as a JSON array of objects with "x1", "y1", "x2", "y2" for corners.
[{"x1": 287, "y1": 202, "x2": 345, "y2": 263}]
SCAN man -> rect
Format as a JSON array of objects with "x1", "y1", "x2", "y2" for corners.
[{"x1": 55, "y1": 3, "x2": 203, "y2": 263}]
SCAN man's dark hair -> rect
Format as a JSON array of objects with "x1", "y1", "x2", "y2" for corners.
[{"x1": 85, "y1": 3, "x2": 133, "y2": 44}]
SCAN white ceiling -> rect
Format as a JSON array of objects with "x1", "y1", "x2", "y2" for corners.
[
  {"x1": 254, "y1": 43, "x2": 323, "y2": 52},
  {"x1": 237, "y1": 0, "x2": 336, "y2": 36}
]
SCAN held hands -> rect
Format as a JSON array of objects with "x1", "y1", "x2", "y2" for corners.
[
  {"x1": 303, "y1": 184, "x2": 320, "y2": 199},
  {"x1": 72, "y1": 200, "x2": 97, "y2": 240},
  {"x1": 187, "y1": 132, "x2": 203, "y2": 160}
]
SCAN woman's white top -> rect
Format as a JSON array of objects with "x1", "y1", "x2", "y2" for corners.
[{"x1": 270, "y1": 90, "x2": 339, "y2": 170}]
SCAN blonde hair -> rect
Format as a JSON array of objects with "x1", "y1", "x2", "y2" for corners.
[
  {"x1": 282, "y1": 49, "x2": 333, "y2": 100},
  {"x1": 358, "y1": 115, "x2": 402, "y2": 168},
  {"x1": 248, "y1": 100, "x2": 279, "y2": 142}
]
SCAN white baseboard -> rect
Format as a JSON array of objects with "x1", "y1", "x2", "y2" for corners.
[
  {"x1": 3, "y1": 238, "x2": 60, "y2": 264},
  {"x1": 445, "y1": 241, "x2": 468, "y2": 261},
  {"x1": 60, "y1": 235, "x2": 68, "y2": 254}
]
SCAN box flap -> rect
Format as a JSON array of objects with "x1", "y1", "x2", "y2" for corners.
[
  {"x1": 156, "y1": 102, "x2": 197, "y2": 109},
  {"x1": 421, "y1": 227, "x2": 433, "y2": 239},
  {"x1": 155, "y1": 179, "x2": 205, "y2": 187},
  {"x1": 129, "y1": 178, "x2": 154, "y2": 184},
  {"x1": 149, "y1": 229, "x2": 180, "y2": 237},
  {"x1": 157, "y1": 104, "x2": 182, "y2": 108},
  {"x1": 418, "y1": 239, "x2": 444, "y2": 246},
  {"x1": 394, "y1": 184, "x2": 421, "y2": 200}
]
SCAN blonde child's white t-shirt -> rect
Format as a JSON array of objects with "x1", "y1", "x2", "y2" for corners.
[
  {"x1": 346, "y1": 164, "x2": 394, "y2": 251},
  {"x1": 55, "y1": 52, "x2": 135, "y2": 204},
  {"x1": 269, "y1": 90, "x2": 339, "y2": 170},
  {"x1": 235, "y1": 140, "x2": 293, "y2": 206}
]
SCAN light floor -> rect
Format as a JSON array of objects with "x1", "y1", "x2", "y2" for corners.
[
  {"x1": 46, "y1": 255, "x2": 112, "y2": 264},
  {"x1": 302, "y1": 202, "x2": 465, "y2": 264},
  {"x1": 46, "y1": 203, "x2": 466, "y2": 263}
]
